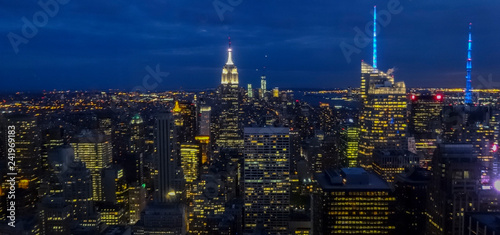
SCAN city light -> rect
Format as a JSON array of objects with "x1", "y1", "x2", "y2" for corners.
[{"x1": 494, "y1": 180, "x2": 500, "y2": 192}]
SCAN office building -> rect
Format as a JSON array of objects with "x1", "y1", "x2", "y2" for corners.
[
  {"x1": 314, "y1": 168, "x2": 396, "y2": 234},
  {"x1": 217, "y1": 40, "x2": 242, "y2": 150},
  {"x1": 426, "y1": 144, "x2": 481, "y2": 235},
  {"x1": 72, "y1": 130, "x2": 112, "y2": 202},
  {"x1": 394, "y1": 167, "x2": 431, "y2": 235},
  {"x1": 372, "y1": 150, "x2": 420, "y2": 183},
  {"x1": 243, "y1": 127, "x2": 290, "y2": 234},
  {"x1": 340, "y1": 125, "x2": 359, "y2": 167},
  {"x1": 155, "y1": 112, "x2": 178, "y2": 202},
  {"x1": 358, "y1": 7, "x2": 408, "y2": 167}
]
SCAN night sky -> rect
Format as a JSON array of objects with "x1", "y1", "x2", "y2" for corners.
[{"x1": 0, "y1": 0, "x2": 499, "y2": 92}]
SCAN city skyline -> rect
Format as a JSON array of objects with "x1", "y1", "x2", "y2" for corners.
[
  {"x1": 1, "y1": 2, "x2": 500, "y2": 234},
  {"x1": 1, "y1": 1, "x2": 499, "y2": 92}
]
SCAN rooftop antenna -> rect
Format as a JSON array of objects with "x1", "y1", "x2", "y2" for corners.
[
  {"x1": 373, "y1": 5, "x2": 378, "y2": 71},
  {"x1": 226, "y1": 36, "x2": 233, "y2": 65},
  {"x1": 465, "y1": 23, "x2": 473, "y2": 105}
]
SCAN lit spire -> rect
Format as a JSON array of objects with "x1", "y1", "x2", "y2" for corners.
[
  {"x1": 172, "y1": 100, "x2": 181, "y2": 113},
  {"x1": 373, "y1": 5, "x2": 377, "y2": 70},
  {"x1": 465, "y1": 23, "x2": 473, "y2": 105},
  {"x1": 226, "y1": 36, "x2": 234, "y2": 65}
]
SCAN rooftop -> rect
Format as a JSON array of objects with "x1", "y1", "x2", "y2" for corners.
[{"x1": 316, "y1": 167, "x2": 390, "y2": 191}]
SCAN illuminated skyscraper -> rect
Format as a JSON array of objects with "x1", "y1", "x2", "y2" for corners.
[
  {"x1": 247, "y1": 84, "x2": 253, "y2": 98},
  {"x1": 243, "y1": 127, "x2": 290, "y2": 234},
  {"x1": 173, "y1": 100, "x2": 197, "y2": 143},
  {"x1": 155, "y1": 113, "x2": 178, "y2": 202},
  {"x1": 358, "y1": 75, "x2": 407, "y2": 166},
  {"x1": 358, "y1": 6, "x2": 407, "y2": 167},
  {"x1": 273, "y1": 87, "x2": 280, "y2": 98},
  {"x1": 72, "y1": 130, "x2": 112, "y2": 202},
  {"x1": 129, "y1": 113, "x2": 145, "y2": 154},
  {"x1": 189, "y1": 174, "x2": 226, "y2": 235},
  {"x1": 180, "y1": 143, "x2": 200, "y2": 184},
  {"x1": 314, "y1": 168, "x2": 396, "y2": 234},
  {"x1": 198, "y1": 106, "x2": 211, "y2": 137},
  {"x1": 409, "y1": 93, "x2": 444, "y2": 166},
  {"x1": 340, "y1": 124, "x2": 359, "y2": 167},
  {"x1": 217, "y1": 39, "x2": 242, "y2": 150},
  {"x1": 261, "y1": 75, "x2": 267, "y2": 99}
]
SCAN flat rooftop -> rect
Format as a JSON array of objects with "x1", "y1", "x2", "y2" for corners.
[{"x1": 316, "y1": 167, "x2": 391, "y2": 191}]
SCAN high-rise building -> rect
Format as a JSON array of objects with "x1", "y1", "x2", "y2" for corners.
[
  {"x1": 155, "y1": 113, "x2": 178, "y2": 203},
  {"x1": 243, "y1": 127, "x2": 290, "y2": 234},
  {"x1": 129, "y1": 113, "x2": 145, "y2": 155},
  {"x1": 5, "y1": 114, "x2": 41, "y2": 213},
  {"x1": 314, "y1": 168, "x2": 396, "y2": 234},
  {"x1": 198, "y1": 106, "x2": 211, "y2": 137},
  {"x1": 394, "y1": 168, "x2": 431, "y2": 235},
  {"x1": 102, "y1": 165, "x2": 128, "y2": 205},
  {"x1": 38, "y1": 195, "x2": 72, "y2": 235},
  {"x1": 128, "y1": 184, "x2": 146, "y2": 225},
  {"x1": 261, "y1": 75, "x2": 267, "y2": 99},
  {"x1": 173, "y1": 100, "x2": 198, "y2": 143},
  {"x1": 217, "y1": 39, "x2": 242, "y2": 150},
  {"x1": 41, "y1": 127, "x2": 65, "y2": 173},
  {"x1": 409, "y1": 93, "x2": 444, "y2": 166},
  {"x1": 358, "y1": 75, "x2": 408, "y2": 166},
  {"x1": 319, "y1": 103, "x2": 335, "y2": 136},
  {"x1": 372, "y1": 150, "x2": 420, "y2": 183},
  {"x1": 72, "y1": 130, "x2": 112, "y2": 202},
  {"x1": 358, "y1": 6, "x2": 408, "y2": 167},
  {"x1": 247, "y1": 84, "x2": 253, "y2": 98},
  {"x1": 272, "y1": 87, "x2": 279, "y2": 98},
  {"x1": 61, "y1": 160, "x2": 97, "y2": 227},
  {"x1": 189, "y1": 173, "x2": 227, "y2": 235},
  {"x1": 340, "y1": 124, "x2": 359, "y2": 167},
  {"x1": 180, "y1": 143, "x2": 200, "y2": 184},
  {"x1": 426, "y1": 144, "x2": 481, "y2": 235}
]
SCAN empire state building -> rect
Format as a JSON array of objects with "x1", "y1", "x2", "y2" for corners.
[{"x1": 216, "y1": 41, "x2": 243, "y2": 150}]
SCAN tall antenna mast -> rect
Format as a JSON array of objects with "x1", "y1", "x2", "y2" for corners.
[
  {"x1": 373, "y1": 5, "x2": 377, "y2": 70},
  {"x1": 465, "y1": 23, "x2": 473, "y2": 105}
]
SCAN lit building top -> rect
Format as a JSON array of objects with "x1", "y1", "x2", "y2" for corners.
[{"x1": 221, "y1": 38, "x2": 238, "y2": 85}]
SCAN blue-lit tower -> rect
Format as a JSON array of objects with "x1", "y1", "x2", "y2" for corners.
[
  {"x1": 465, "y1": 23, "x2": 473, "y2": 105},
  {"x1": 373, "y1": 5, "x2": 377, "y2": 71}
]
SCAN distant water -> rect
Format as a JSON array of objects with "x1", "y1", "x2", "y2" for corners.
[{"x1": 291, "y1": 91, "x2": 358, "y2": 109}]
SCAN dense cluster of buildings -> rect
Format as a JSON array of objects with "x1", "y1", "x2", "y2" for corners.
[{"x1": 0, "y1": 8, "x2": 499, "y2": 235}]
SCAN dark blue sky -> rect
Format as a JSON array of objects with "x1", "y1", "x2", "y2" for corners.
[{"x1": 0, "y1": 0, "x2": 499, "y2": 92}]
